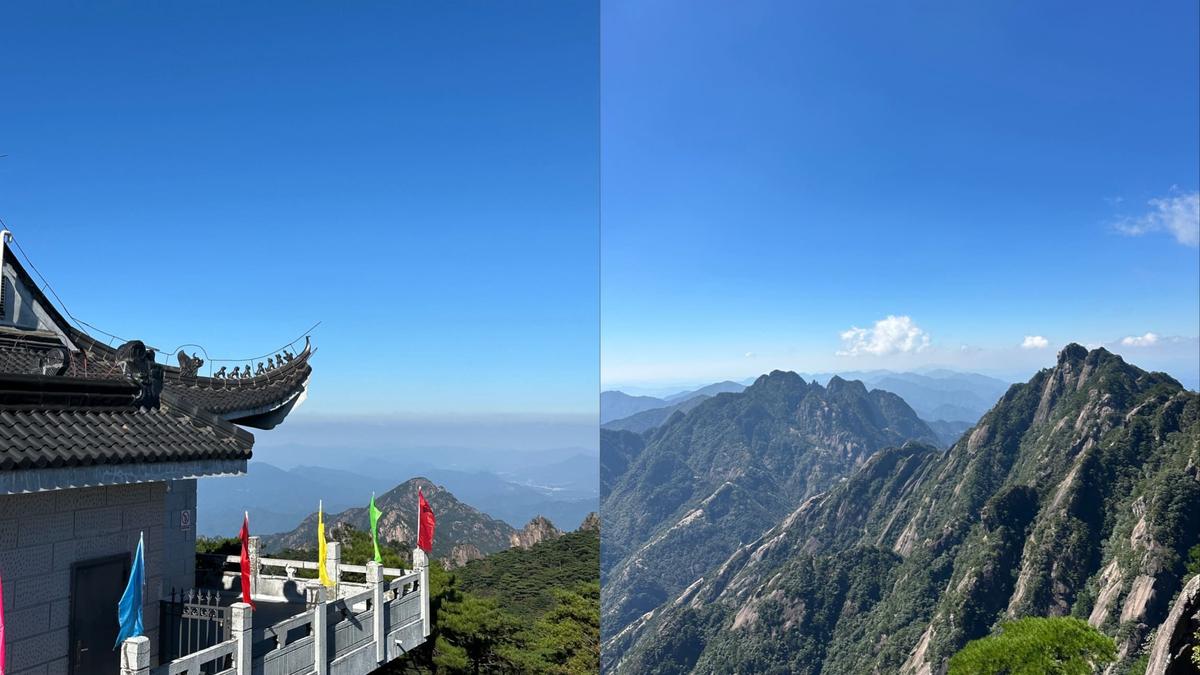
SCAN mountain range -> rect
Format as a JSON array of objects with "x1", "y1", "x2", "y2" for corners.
[
  {"x1": 606, "y1": 346, "x2": 1199, "y2": 674},
  {"x1": 602, "y1": 370, "x2": 1010, "y2": 440},
  {"x1": 261, "y1": 477, "x2": 566, "y2": 565},
  {"x1": 600, "y1": 371, "x2": 941, "y2": 661},
  {"x1": 199, "y1": 456, "x2": 597, "y2": 539},
  {"x1": 808, "y1": 369, "x2": 1011, "y2": 423}
]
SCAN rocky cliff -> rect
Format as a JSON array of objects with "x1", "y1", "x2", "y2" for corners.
[
  {"x1": 601, "y1": 370, "x2": 939, "y2": 663},
  {"x1": 613, "y1": 346, "x2": 1199, "y2": 674}
]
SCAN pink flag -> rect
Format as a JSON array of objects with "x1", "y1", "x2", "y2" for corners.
[{"x1": 1, "y1": 567, "x2": 6, "y2": 675}]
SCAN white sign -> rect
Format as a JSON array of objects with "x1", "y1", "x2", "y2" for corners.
[{"x1": 181, "y1": 509, "x2": 193, "y2": 530}]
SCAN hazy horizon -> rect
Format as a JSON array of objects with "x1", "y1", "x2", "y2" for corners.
[
  {"x1": 251, "y1": 411, "x2": 598, "y2": 471},
  {"x1": 602, "y1": 337, "x2": 1200, "y2": 393}
]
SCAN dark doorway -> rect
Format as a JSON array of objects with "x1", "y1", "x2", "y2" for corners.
[{"x1": 69, "y1": 553, "x2": 129, "y2": 675}]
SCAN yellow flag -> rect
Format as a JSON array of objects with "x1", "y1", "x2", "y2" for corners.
[{"x1": 317, "y1": 501, "x2": 334, "y2": 588}]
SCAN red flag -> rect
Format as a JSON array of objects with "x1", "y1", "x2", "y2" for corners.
[
  {"x1": 239, "y1": 512, "x2": 255, "y2": 608},
  {"x1": 417, "y1": 489, "x2": 436, "y2": 553}
]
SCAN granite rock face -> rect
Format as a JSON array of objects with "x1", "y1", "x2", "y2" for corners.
[
  {"x1": 510, "y1": 515, "x2": 563, "y2": 549},
  {"x1": 1146, "y1": 574, "x2": 1200, "y2": 675},
  {"x1": 612, "y1": 346, "x2": 1199, "y2": 675}
]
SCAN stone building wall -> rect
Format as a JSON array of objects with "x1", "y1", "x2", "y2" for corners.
[{"x1": 0, "y1": 478, "x2": 197, "y2": 674}]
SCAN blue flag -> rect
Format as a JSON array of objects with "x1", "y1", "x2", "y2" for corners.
[{"x1": 114, "y1": 532, "x2": 145, "y2": 648}]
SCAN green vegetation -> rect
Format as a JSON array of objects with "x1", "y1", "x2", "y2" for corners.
[
  {"x1": 1194, "y1": 627, "x2": 1199, "y2": 668},
  {"x1": 401, "y1": 527, "x2": 600, "y2": 674},
  {"x1": 196, "y1": 535, "x2": 241, "y2": 554},
  {"x1": 267, "y1": 523, "x2": 410, "y2": 582},
  {"x1": 1186, "y1": 543, "x2": 1200, "y2": 579},
  {"x1": 947, "y1": 617, "x2": 1116, "y2": 675},
  {"x1": 425, "y1": 571, "x2": 599, "y2": 674},
  {"x1": 455, "y1": 528, "x2": 600, "y2": 619}
]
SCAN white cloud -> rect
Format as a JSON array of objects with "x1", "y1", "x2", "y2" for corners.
[
  {"x1": 1114, "y1": 190, "x2": 1199, "y2": 247},
  {"x1": 1120, "y1": 332, "x2": 1159, "y2": 347},
  {"x1": 1021, "y1": 335, "x2": 1049, "y2": 349},
  {"x1": 837, "y1": 315, "x2": 931, "y2": 357},
  {"x1": 744, "y1": 352, "x2": 755, "y2": 358}
]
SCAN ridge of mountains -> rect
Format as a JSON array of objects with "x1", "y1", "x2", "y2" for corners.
[
  {"x1": 606, "y1": 346, "x2": 1199, "y2": 674},
  {"x1": 601, "y1": 394, "x2": 712, "y2": 434},
  {"x1": 199, "y1": 457, "x2": 597, "y2": 540},
  {"x1": 261, "y1": 477, "x2": 569, "y2": 565},
  {"x1": 600, "y1": 370, "x2": 941, "y2": 658},
  {"x1": 602, "y1": 370, "x2": 1011, "y2": 438}
]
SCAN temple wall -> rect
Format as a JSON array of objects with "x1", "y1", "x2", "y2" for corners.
[{"x1": 0, "y1": 479, "x2": 197, "y2": 673}]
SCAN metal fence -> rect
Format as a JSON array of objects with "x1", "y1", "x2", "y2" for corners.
[{"x1": 160, "y1": 588, "x2": 233, "y2": 673}]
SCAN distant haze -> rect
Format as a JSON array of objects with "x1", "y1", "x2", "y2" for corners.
[
  {"x1": 201, "y1": 412, "x2": 599, "y2": 539},
  {"x1": 604, "y1": 339, "x2": 1200, "y2": 394},
  {"x1": 252, "y1": 412, "x2": 598, "y2": 470}
]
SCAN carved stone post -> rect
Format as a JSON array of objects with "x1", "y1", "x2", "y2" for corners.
[
  {"x1": 231, "y1": 602, "x2": 253, "y2": 675},
  {"x1": 413, "y1": 547, "x2": 431, "y2": 638},
  {"x1": 327, "y1": 540, "x2": 341, "y2": 597},
  {"x1": 119, "y1": 636, "x2": 150, "y2": 675},
  {"x1": 367, "y1": 561, "x2": 386, "y2": 665},
  {"x1": 247, "y1": 536, "x2": 261, "y2": 598},
  {"x1": 311, "y1": 582, "x2": 329, "y2": 675}
]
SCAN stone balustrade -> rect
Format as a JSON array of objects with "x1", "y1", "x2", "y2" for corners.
[{"x1": 122, "y1": 545, "x2": 431, "y2": 675}]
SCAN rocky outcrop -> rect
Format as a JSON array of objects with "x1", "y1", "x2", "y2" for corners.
[
  {"x1": 580, "y1": 511, "x2": 600, "y2": 532},
  {"x1": 1147, "y1": 574, "x2": 1200, "y2": 675},
  {"x1": 446, "y1": 543, "x2": 484, "y2": 568},
  {"x1": 510, "y1": 516, "x2": 562, "y2": 549}
]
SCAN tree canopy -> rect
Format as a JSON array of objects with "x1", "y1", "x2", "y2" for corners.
[{"x1": 947, "y1": 617, "x2": 1116, "y2": 675}]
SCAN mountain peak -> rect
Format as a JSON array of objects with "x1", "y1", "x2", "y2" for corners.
[
  {"x1": 751, "y1": 369, "x2": 807, "y2": 389},
  {"x1": 1057, "y1": 342, "x2": 1089, "y2": 365},
  {"x1": 510, "y1": 515, "x2": 563, "y2": 549},
  {"x1": 826, "y1": 374, "x2": 869, "y2": 397},
  {"x1": 1055, "y1": 343, "x2": 1126, "y2": 371},
  {"x1": 263, "y1": 477, "x2": 517, "y2": 560},
  {"x1": 579, "y1": 512, "x2": 600, "y2": 532}
]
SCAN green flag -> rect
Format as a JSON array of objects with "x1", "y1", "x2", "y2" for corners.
[{"x1": 369, "y1": 493, "x2": 382, "y2": 563}]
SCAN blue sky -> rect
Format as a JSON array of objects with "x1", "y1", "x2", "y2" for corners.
[
  {"x1": 602, "y1": 1, "x2": 1200, "y2": 389},
  {"x1": 1, "y1": 3, "x2": 599, "y2": 425}
]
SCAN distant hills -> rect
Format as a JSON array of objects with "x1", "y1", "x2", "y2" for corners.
[
  {"x1": 199, "y1": 462, "x2": 396, "y2": 537},
  {"x1": 601, "y1": 369, "x2": 1011, "y2": 438},
  {"x1": 262, "y1": 477, "x2": 512, "y2": 562},
  {"x1": 260, "y1": 476, "x2": 581, "y2": 567},
  {"x1": 814, "y1": 369, "x2": 1010, "y2": 423},
  {"x1": 600, "y1": 381, "x2": 746, "y2": 425},
  {"x1": 607, "y1": 346, "x2": 1199, "y2": 674},
  {"x1": 600, "y1": 391, "x2": 673, "y2": 424},
  {"x1": 601, "y1": 371, "x2": 939, "y2": 659},
  {"x1": 199, "y1": 454, "x2": 597, "y2": 538},
  {"x1": 600, "y1": 394, "x2": 711, "y2": 434}
]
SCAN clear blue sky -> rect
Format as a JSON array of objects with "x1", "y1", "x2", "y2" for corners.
[
  {"x1": 1, "y1": 2, "x2": 599, "y2": 417},
  {"x1": 602, "y1": 1, "x2": 1200, "y2": 389}
]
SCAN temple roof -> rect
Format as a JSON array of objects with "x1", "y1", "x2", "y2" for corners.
[
  {"x1": 0, "y1": 402, "x2": 252, "y2": 471},
  {"x1": 0, "y1": 238, "x2": 313, "y2": 475}
]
